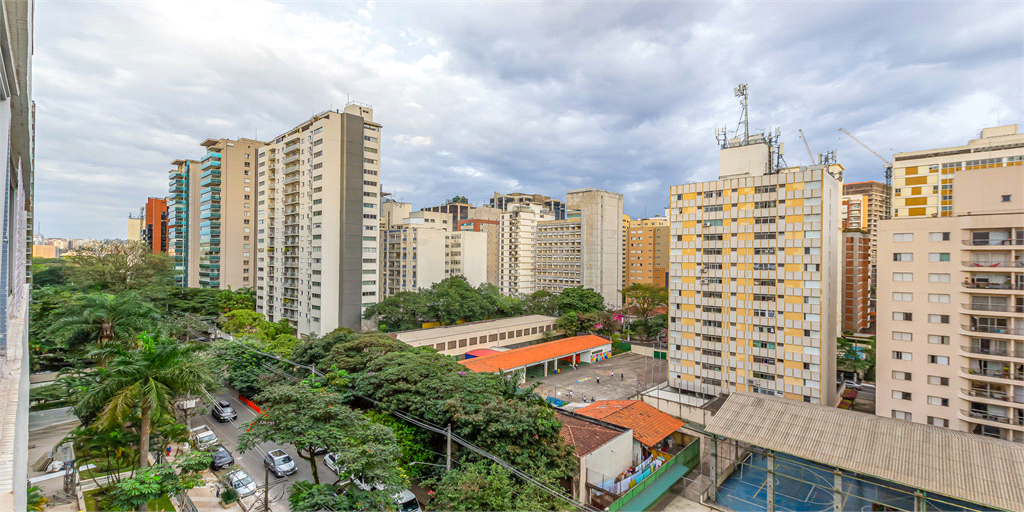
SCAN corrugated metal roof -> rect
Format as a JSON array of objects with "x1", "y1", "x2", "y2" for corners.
[
  {"x1": 393, "y1": 315, "x2": 557, "y2": 343},
  {"x1": 705, "y1": 392, "x2": 1024, "y2": 511}
]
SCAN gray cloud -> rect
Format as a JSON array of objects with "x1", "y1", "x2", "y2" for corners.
[{"x1": 34, "y1": 0, "x2": 1023, "y2": 239}]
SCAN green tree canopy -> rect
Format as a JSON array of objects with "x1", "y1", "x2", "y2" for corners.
[
  {"x1": 217, "y1": 287, "x2": 256, "y2": 313},
  {"x1": 555, "y1": 312, "x2": 597, "y2": 337},
  {"x1": 65, "y1": 240, "x2": 175, "y2": 292},
  {"x1": 623, "y1": 283, "x2": 668, "y2": 322},
  {"x1": 428, "y1": 276, "x2": 493, "y2": 324},
  {"x1": 556, "y1": 287, "x2": 605, "y2": 315},
  {"x1": 46, "y1": 292, "x2": 160, "y2": 353},
  {"x1": 425, "y1": 460, "x2": 566, "y2": 511}
]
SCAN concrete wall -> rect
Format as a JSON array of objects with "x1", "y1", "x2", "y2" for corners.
[
  {"x1": 568, "y1": 188, "x2": 623, "y2": 309},
  {"x1": 583, "y1": 429, "x2": 633, "y2": 494},
  {"x1": 449, "y1": 230, "x2": 487, "y2": 287},
  {"x1": 217, "y1": 138, "x2": 262, "y2": 291}
]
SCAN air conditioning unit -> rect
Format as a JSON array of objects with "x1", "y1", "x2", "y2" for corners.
[
  {"x1": 700, "y1": 268, "x2": 708, "y2": 273},
  {"x1": 702, "y1": 222, "x2": 711, "y2": 227},
  {"x1": 700, "y1": 279, "x2": 709, "y2": 285},
  {"x1": 775, "y1": 390, "x2": 784, "y2": 397},
  {"x1": 969, "y1": 390, "x2": 977, "y2": 397},
  {"x1": 747, "y1": 379, "x2": 757, "y2": 385}
]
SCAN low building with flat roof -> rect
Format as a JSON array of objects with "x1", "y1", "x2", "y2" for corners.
[
  {"x1": 459, "y1": 334, "x2": 611, "y2": 376},
  {"x1": 390, "y1": 315, "x2": 559, "y2": 357}
]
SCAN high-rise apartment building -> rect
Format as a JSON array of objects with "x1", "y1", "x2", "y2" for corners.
[
  {"x1": 842, "y1": 230, "x2": 872, "y2": 333},
  {"x1": 625, "y1": 217, "x2": 670, "y2": 288},
  {"x1": 422, "y1": 197, "x2": 472, "y2": 226},
  {"x1": 459, "y1": 206, "x2": 502, "y2": 286},
  {"x1": 490, "y1": 191, "x2": 566, "y2": 220},
  {"x1": 499, "y1": 204, "x2": 554, "y2": 296},
  {"x1": 196, "y1": 137, "x2": 263, "y2": 289},
  {"x1": 668, "y1": 152, "x2": 841, "y2": 405},
  {"x1": 567, "y1": 188, "x2": 623, "y2": 309},
  {"x1": 142, "y1": 197, "x2": 168, "y2": 254},
  {"x1": 445, "y1": 231, "x2": 487, "y2": 286},
  {"x1": 169, "y1": 159, "x2": 201, "y2": 287},
  {"x1": 256, "y1": 104, "x2": 382, "y2": 335},
  {"x1": 536, "y1": 213, "x2": 582, "y2": 295},
  {"x1": 893, "y1": 125, "x2": 1023, "y2": 219},
  {"x1": 843, "y1": 180, "x2": 891, "y2": 287},
  {"x1": 876, "y1": 163, "x2": 1023, "y2": 442},
  {"x1": 127, "y1": 216, "x2": 143, "y2": 241},
  {"x1": 383, "y1": 225, "x2": 447, "y2": 296}
]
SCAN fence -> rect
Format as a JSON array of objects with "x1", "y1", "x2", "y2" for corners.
[{"x1": 173, "y1": 490, "x2": 199, "y2": 512}]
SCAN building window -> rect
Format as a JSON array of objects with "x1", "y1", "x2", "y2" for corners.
[
  {"x1": 313, "y1": 199, "x2": 322, "y2": 205},
  {"x1": 892, "y1": 391, "x2": 912, "y2": 401},
  {"x1": 927, "y1": 396, "x2": 949, "y2": 407},
  {"x1": 892, "y1": 312, "x2": 912, "y2": 321},
  {"x1": 928, "y1": 294, "x2": 950, "y2": 303},
  {"x1": 892, "y1": 272, "x2": 913, "y2": 282},
  {"x1": 313, "y1": 175, "x2": 323, "y2": 181},
  {"x1": 893, "y1": 233, "x2": 914, "y2": 242},
  {"x1": 891, "y1": 371, "x2": 912, "y2": 381},
  {"x1": 927, "y1": 314, "x2": 949, "y2": 324},
  {"x1": 892, "y1": 331, "x2": 913, "y2": 341},
  {"x1": 312, "y1": 150, "x2": 322, "y2": 158},
  {"x1": 312, "y1": 163, "x2": 323, "y2": 170},
  {"x1": 927, "y1": 335, "x2": 950, "y2": 345},
  {"x1": 928, "y1": 273, "x2": 950, "y2": 283},
  {"x1": 928, "y1": 355, "x2": 949, "y2": 365},
  {"x1": 313, "y1": 139, "x2": 323, "y2": 146},
  {"x1": 928, "y1": 376, "x2": 949, "y2": 386},
  {"x1": 893, "y1": 253, "x2": 913, "y2": 261},
  {"x1": 892, "y1": 411, "x2": 912, "y2": 421},
  {"x1": 928, "y1": 252, "x2": 950, "y2": 262},
  {"x1": 892, "y1": 351, "x2": 912, "y2": 361},
  {"x1": 928, "y1": 232, "x2": 950, "y2": 241},
  {"x1": 892, "y1": 292, "x2": 913, "y2": 301},
  {"x1": 1002, "y1": 195, "x2": 1011, "y2": 202},
  {"x1": 928, "y1": 417, "x2": 949, "y2": 428}
]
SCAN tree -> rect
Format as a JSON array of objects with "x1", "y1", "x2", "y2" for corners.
[
  {"x1": 623, "y1": 283, "x2": 668, "y2": 322},
  {"x1": 556, "y1": 287, "x2": 605, "y2": 315},
  {"x1": 217, "y1": 288, "x2": 256, "y2": 313},
  {"x1": 321, "y1": 333, "x2": 411, "y2": 373},
  {"x1": 221, "y1": 310, "x2": 267, "y2": 337},
  {"x1": 26, "y1": 486, "x2": 48, "y2": 512},
  {"x1": 288, "y1": 481, "x2": 346, "y2": 512},
  {"x1": 65, "y1": 240, "x2": 175, "y2": 292},
  {"x1": 424, "y1": 460, "x2": 564, "y2": 511},
  {"x1": 264, "y1": 333, "x2": 301, "y2": 359},
  {"x1": 106, "y1": 451, "x2": 211, "y2": 511},
  {"x1": 837, "y1": 336, "x2": 876, "y2": 377},
  {"x1": 78, "y1": 333, "x2": 210, "y2": 470},
  {"x1": 525, "y1": 290, "x2": 558, "y2": 316},
  {"x1": 362, "y1": 291, "x2": 433, "y2": 330},
  {"x1": 291, "y1": 328, "x2": 356, "y2": 367},
  {"x1": 365, "y1": 411, "x2": 436, "y2": 479},
  {"x1": 31, "y1": 257, "x2": 72, "y2": 289},
  {"x1": 556, "y1": 312, "x2": 596, "y2": 337},
  {"x1": 238, "y1": 384, "x2": 404, "y2": 488},
  {"x1": 64, "y1": 423, "x2": 139, "y2": 487},
  {"x1": 47, "y1": 292, "x2": 160, "y2": 354},
  {"x1": 428, "y1": 276, "x2": 494, "y2": 325}
]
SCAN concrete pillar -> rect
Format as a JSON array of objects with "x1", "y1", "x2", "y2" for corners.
[
  {"x1": 833, "y1": 470, "x2": 842, "y2": 512},
  {"x1": 914, "y1": 491, "x2": 925, "y2": 512},
  {"x1": 708, "y1": 436, "x2": 718, "y2": 503},
  {"x1": 544, "y1": 360, "x2": 548, "y2": 377},
  {"x1": 766, "y1": 451, "x2": 775, "y2": 512}
]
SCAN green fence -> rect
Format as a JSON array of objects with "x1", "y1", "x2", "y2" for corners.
[
  {"x1": 612, "y1": 341, "x2": 632, "y2": 354},
  {"x1": 606, "y1": 438, "x2": 700, "y2": 512}
]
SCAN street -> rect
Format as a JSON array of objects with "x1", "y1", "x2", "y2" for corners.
[{"x1": 194, "y1": 389, "x2": 338, "y2": 506}]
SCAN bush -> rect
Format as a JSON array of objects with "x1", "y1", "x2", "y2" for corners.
[{"x1": 221, "y1": 488, "x2": 239, "y2": 504}]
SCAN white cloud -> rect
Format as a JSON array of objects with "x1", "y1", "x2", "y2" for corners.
[{"x1": 394, "y1": 135, "x2": 434, "y2": 146}]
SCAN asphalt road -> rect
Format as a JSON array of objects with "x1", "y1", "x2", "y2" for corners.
[{"x1": 191, "y1": 389, "x2": 338, "y2": 506}]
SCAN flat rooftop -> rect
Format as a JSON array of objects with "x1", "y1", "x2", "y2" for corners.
[
  {"x1": 459, "y1": 334, "x2": 609, "y2": 374},
  {"x1": 392, "y1": 315, "x2": 557, "y2": 343}
]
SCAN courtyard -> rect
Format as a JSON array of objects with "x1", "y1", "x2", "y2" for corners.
[{"x1": 529, "y1": 352, "x2": 667, "y2": 404}]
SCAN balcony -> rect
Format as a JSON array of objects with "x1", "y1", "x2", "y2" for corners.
[
  {"x1": 961, "y1": 387, "x2": 1024, "y2": 405},
  {"x1": 962, "y1": 345, "x2": 1024, "y2": 359},
  {"x1": 963, "y1": 260, "x2": 1020, "y2": 269},
  {"x1": 963, "y1": 281, "x2": 1024, "y2": 291},
  {"x1": 200, "y1": 177, "x2": 221, "y2": 187},
  {"x1": 963, "y1": 303, "x2": 1024, "y2": 314},
  {"x1": 201, "y1": 158, "x2": 222, "y2": 170},
  {"x1": 963, "y1": 239, "x2": 1023, "y2": 246},
  {"x1": 960, "y1": 409, "x2": 1023, "y2": 426},
  {"x1": 962, "y1": 366, "x2": 1024, "y2": 382},
  {"x1": 963, "y1": 324, "x2": 1024, "y2": 336},
  {"x1": 283, "y1": 153, "x2": 299, "y2": 165}
]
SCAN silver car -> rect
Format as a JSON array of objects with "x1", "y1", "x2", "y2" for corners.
[
  {"x1": 264, "y1": 449, "x2": 297, "y2": 477},
  {"x1": 225, "y1": 469, "x2": 258, "y2": 497}
]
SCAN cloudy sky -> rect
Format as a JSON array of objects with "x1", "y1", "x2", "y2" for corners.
[{"x1": 35, "y1": 1, "x2": 1023, "y2": 239}]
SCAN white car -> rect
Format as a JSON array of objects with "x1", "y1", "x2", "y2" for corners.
[
  {"x1": 323, "y1": 454, "x2": 421, "y2": 512},
  {"x1": 323, "y1": 452, "x2": 342, "y2": 474},
  {"x1": 226, "y1": 469, "x2": 258, "y2": 498}
]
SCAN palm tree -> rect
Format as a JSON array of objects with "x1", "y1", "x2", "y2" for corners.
[
  {"x1": 78, "y1": 333, "x2": 209, "y2": 470},
  {"x1": 47, "y1": 292, "x2": 159, "y2": 353}
]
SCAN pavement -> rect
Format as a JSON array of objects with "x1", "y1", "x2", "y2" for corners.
[
  {"x1": 29, "y1": 406, "x2": 78, "y2": 431},
  {"x1": 530, "y1": 352, "x2": 668, "y2": 404},
  {"x1": 851, "y1": 383, "x2": 876, "y2": 414}
]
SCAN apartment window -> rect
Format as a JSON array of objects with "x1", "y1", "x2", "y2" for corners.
[
  {"x1": 928, "y1": 253, "x2": 950, "y2": 262},
  {"x1": 892, "y1": 331, "x2": 913, "y2": 341},
  {"x1": 928, "y1": 314, "x2": 949, "y2": 324},
  {"x1": 364, "y1": 180, "x2": 377, "y2": 186},
  {"x1": 361, "y1": 291, "x2": 376, "y2": 297},
  {"x1": 892, "y1": 292, "x2": 913, "y2": 302},
  {"x1": 892, "y1": 351, "x2": 912, "y2": 361},
  {"x1": 312, "y1": 282, "x2": 321, "y2": 287},
  {"x1": 312, "y1": 150, "x2": 322, "y2": 158},
  {"x1": 892, "y1": 391, "x2": 912, "y2": 401},
  {"x1": 313, "y1": 127, "x2": 322, "y2": 134},
  {"x1": 804, "y1": 247, "x2": 820, "y2": 255},
  {"x1": 891, "y1": 411, "x2": 912, "y2": 421},
  {"x1": 804, "y1": 264, "x2": 820, "y2": 272},
  {"x1": 928, "y1": 355, "x2": 949, "y2": 365},
  {"x1": 363, "y1": 192, "x2": 377, "y2": 197},
  {"x1": 893, "y1": 272, "x2": 913, "y2": 282},
  {"x1": 704, "y1": 205, "x2": 723, "y2": 212},
  {"x1": 312, "y1": 138, "x2": 323, "y2": 146},
  {"x1": 312, "y1": 234, "x2": 321, "y2": 240},
  {"x1": 754, "y1": 200, "x2": 776, "y2": 209},
  {"x1": 313, "y1": 175, "x2": 323, "y2": 181},
  {"x1": 928, "y1": 376, "x2": 949, "y2": 386},
  {"x1": 928, "y1": 335, "x2": 949, "y2": 345},
  {"x1": 892, "y1": 312, "x2": 913, "y2": 321},
  {"x1": 1002, "y1": 195, "x2": 1011, "y2": 202},
  {"x1": 928, "y1": 273, "x2": 950, "y2": 283},
  {"x1": 363, "y1": 214, "x2": 377, "y2": 219},
  {"x1": 312, "y1": 163, "x2": 323, "y2": 170},
  {"x1": 362, "y1": 247, "x2": 376, "y2": 253},
  {"x1": 893, "y1": 233, "x2": 914, "y2": 242},
  {"x1": 929, "y1": 232, "x2": 950, "y2": 241},
  {"x1": 891, "y1": 371, "x2": 912, "y2": 381},
  {"x1": 312, "y1": 211, "x2": 322, "y2": 216},
  {"x1": 927, "y1": 396, "x2": 949, "y2": 407},
  {"x1": 928, "y1": 417, "x2": 950, "y2": 428},
  {"x1": 893, "y1": 253, "x2": 913, "y2": 261},
  {"x1": 362, "y1": 236, "x2": 376, "y2": 242},
  {"x1": 313, "y1": 199, "x2": 322, "y2": 205},
  {"x1": 928, "y1": 294, "x2": 950, "y2": 303}
]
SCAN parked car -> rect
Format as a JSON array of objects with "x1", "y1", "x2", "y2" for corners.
[
  {"x1": 212, "y1": 400, "x2": 237, "y2": 422},
  {"x1": 324, "y1": 454, "x2": 421, "y2": 512},
  {"x1": 263, "y1": 449, "x2": 297, "y2": 477},
  {"x1": 225, "y1": 469, "x2": 258, "y2": 497},
  {"x1": 190, "y1": 425, "x2": 218, "y2": 450},
  {"x1": 210, "y1": 445, "x2": 234, "y2": 471},
  {"x1": 394, "y1": 489, "x2": 422, "y2": 512},
  {"x1": 323, "y1": 452, "x2": 341, "y2": 474}
]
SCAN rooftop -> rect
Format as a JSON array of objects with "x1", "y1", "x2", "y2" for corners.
[
  {"x1": 705, "y1": 392, "x2": 1024, "y2": 512},
  {"x1": 459, "y1": 334, "x2": 610, "y2": 374},
  {"x1": 557, "y1": 411, "x2": 629, "y2": 457},
  {"x1": 392, "y1": 315, "x2": 557, "y2": 344},
  {"x1": 576, "y1": 400, "x2": 686, "y2": 448}
]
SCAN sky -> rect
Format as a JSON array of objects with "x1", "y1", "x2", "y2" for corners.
[{"x1": 34, "y1": 1, "x2": 1024, "y2": 239}]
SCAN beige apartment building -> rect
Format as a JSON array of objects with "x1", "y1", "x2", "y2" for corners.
[
  {"x1": 567, "y1": 188, "x2": 623, "y2": 309},
  {"x1": 490, "y1": 191, "x2": 566, "y2": 220},
  {"x1": 893, "y1": 125, "x2": 1023, "y2": 219},
  {"x1": 445, "y1": 231, "x2": 487, "y2": 286},
  {"x1": 382, "y1": 220, "x2": 486, "y2": 296},
  {"x1": 876, "y1": 164, "x2": 1023, "y2": 443},
  {"x1": 168, "y1": 159, "x2": 201, "y2": 287},
  {"x1": 459, "y1": 206, "x2": 502, "y2": 286},
  {"x1": 668, "y1": 159, "x2": 842, "y2": 406},
  {"x1": 195, "y1": 138, "x2": 263, "y2": 290},
  {"x1": 625, "y1": 217, "x2": 670, "y2": 288},
  {"x1": 536, "y1": 214, "x2": 583, "y2": 294},
  {"x1": 255, "y1": 104, "x2": 382, "y2": 335},
  {"x1": 499, "y1": 204, "x2": 554, "y2": 296},
  {"x1": 842, "y1": 181, "x2": 887, "y2": 286}
]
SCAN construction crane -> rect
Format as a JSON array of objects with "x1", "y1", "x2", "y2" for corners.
[
  {"x1": 839, "y1": 128, "x2": 893, "y2": 219},
  {"x1": 799, "y1": 129, "x2": 815, "y2": 164}
]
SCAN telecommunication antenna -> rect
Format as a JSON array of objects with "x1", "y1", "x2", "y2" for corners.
[{"x1": 734, "y1": 84, "x2": 749, "y2": 145}]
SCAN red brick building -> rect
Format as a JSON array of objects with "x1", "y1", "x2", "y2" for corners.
[
  {"x1": 842, "y1": 230, "x2": 873, "y2": 333},
  {"x1": 143, "y1": 197, "x2": 168, "y2": 254}
]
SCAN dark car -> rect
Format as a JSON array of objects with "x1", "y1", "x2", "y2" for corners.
[
  {"x1": 212, "y1": 400, "x2": 237, "y2": 422},
  {"x1": 210, "y1": 445, "x2": 234, "y2": 471}
]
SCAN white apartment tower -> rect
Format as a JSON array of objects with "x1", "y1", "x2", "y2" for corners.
[
  {"x1": 499, "y1": 204, "x2": 554, "y2": 296},
  {"x1": 256, "y1": 103, "x2": 381, "y2": 335}
]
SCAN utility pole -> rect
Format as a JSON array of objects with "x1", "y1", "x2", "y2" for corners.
[
  {"x1": 264, "y1": 465, "x2": 269, "y2": 512},
  {"x1": 446, "y1": 424, "x2": 452, "y2": 471}
]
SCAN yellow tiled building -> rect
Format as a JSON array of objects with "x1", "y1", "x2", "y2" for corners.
[
  {"x1": 893, "y1": 125, "x2": 1023, "y2": 219},
  {"x1": 668, "y1": 166, "x2": 842, "y2": 406}
]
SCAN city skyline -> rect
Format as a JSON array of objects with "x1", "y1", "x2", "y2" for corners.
[{"x1": 33, "y1": 1, "x2": 1024, "y2": 240}]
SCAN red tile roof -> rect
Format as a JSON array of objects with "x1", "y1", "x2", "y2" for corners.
[
  {"x1": 576, "y1": 400, "x2": 685, "y2": 448},
  {"x1": 459, "y1": 334, "x2": 611, "y2": 374},
  {"x1": 557, "y1": 413, "x2": 625, "y2": 457}
]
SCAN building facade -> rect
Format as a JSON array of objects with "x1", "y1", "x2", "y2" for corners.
[
  {"x1": 876, "y1": 164, "x2": 1023, "y2": 443},
  {"x1": 383, "y1": 226, "x2": 447, "y2": 296},
  {"x1": 142, "y1": 197, "x2": 168, "y2": 254},
  {"x1": 567, "y1": 188, "x2": 624, "y2": 309},
  {"x1": 499, "y1": 204, "x2": 554, "y2": 296},
  {"x1": 127, "y1": 216, "x2": 143, "y2": 241},
  {"x1": 490, "y1": 191, "x2": 566, "y2": 220},
  {"x1": 422, "y1": 198, "x2": 472, "y2": 226},
  {"x1": 196, "y1": 137, "x2": 263, "y2": 289},
  {"x1": 668, "y1": 164, "x2": 841, "y2": 406},
  {"x1": 843, "y1": 180, "x2": 892, "y2": 288},
  {"x1": 893, "y1": 125, "x2": 1023, "y2": 219},
  {"x1": 255, "y1": 103, "x2": 382, "y2": 335},
  {"x1": 459, "y1": 206, "x2": 502, "y2": 286},
  {"x1": 536, "y1": 215, "x2": 583, "y2": 294},
  {"x1": 445, "y1": 230, "x2": 487, "y2": 287},
  {"x1": 842, "y1": 230, "x2": 872, "y2": 333},
  {"x1": 168, "y1": 159, "x2": 201, "y2": 287},
  {"x1": 625, "y1": 217, "x2": 670, "y2": 289}
]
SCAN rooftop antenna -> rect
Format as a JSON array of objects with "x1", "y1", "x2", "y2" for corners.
[{"x1": 734, "y1": 84, "x2": 749, "y2": 146}]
